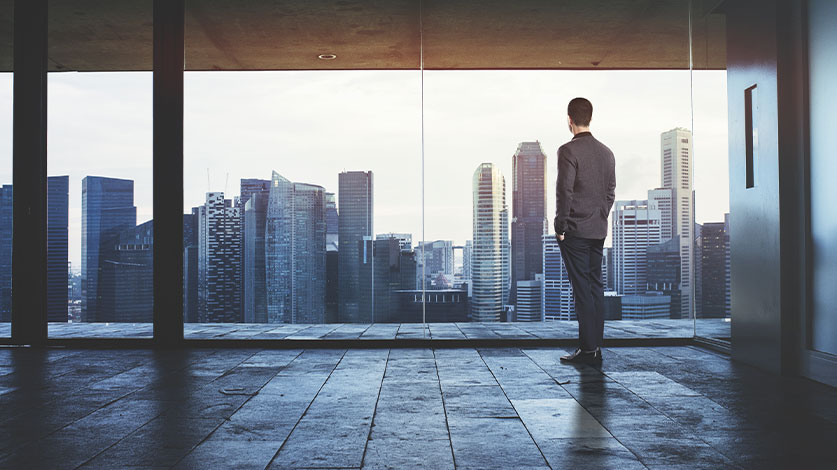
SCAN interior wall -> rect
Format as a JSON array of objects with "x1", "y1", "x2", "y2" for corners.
[{"x1": 725, "y1": 0, "x2": 784, "y2": 374}]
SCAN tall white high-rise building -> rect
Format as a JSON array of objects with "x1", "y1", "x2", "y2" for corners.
[
  {"x1": 612, "y1": 200, "x2": 663, "y2": 296},
  {"x1": 542, "y1": 233, "x2": 575, "y2": 321},
  {"x1": 471, "y1": 163, "x2": 509, "y2": 322},
  {"x1": 661, "y1": 128, "x2": 695, "y2": 317},
  {"x1": 647, "y1": 188, "x2": 675, "y2": 241}
]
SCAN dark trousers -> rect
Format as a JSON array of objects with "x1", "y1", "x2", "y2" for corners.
[{"x1": 559, "y1": 235, "x2": 605, "y2": 351}]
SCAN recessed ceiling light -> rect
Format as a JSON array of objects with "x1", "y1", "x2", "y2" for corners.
[{"x1": 318, "y1": 53, "x2": 337, "y2": 60}]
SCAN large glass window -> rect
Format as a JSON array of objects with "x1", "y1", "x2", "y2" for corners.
[
  {"x1": 0, "y1": 71, "x2": 9, "y2": 338},
  {"x1": 182, "y1": 2, "x2": 422, "y2": 338},
  {"x1": 692, "y1": 7, "x2": 731, "y2": 342},
  {"x1": 47, "y1": 3, "x2": 153, "y2": 339},
  {"x1": 420, "y1": 1, "x2": 700, "y2": 339},
  {"x1": 0, "y1": 1, "x2": 736, "y2": 342},
  {"x1": 0, "y1": 0, "x2": 11, "y2": 339}
]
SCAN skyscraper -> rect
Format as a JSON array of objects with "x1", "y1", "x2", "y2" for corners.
[
  {"x1": 183, "y1": 209, "x2": 199, "y2": 323},
  {"x1": 198, "y1": 192, "x2": 241, "y2": 322},
  {"x1": 239, "y1": 178, "x2": 271, "y2": 316},
  {"x1": 646, "y1": 236, "x2": 682, "y2": 318},
  {"x1": 661, "y1": 128, "x2": 695, "y2": 317},
  {"x1": 359, "y1": 236, "x2": 417, "y2": 323},
  {"x1": 47, "y1": 176, "x2": 69, "y2": 322},
  {"x1": 377, "y1": 233, "x2": 412, "y2": 251},
  {"x1": 338, "y1": 171, "x2": 373, "y2": 323},
  {"x1": 0, "y1": 185, "x2": 12, "y2": 322},
  {"x1": 700, "y1": 220, "x2": 730, "y2": 318},
  {"x1": 647, "y1": 188, "x2": 675, "y2": 241},
  {"x1": 265, "y1": 172, "x2": 326, "y2": 324},
  {"x1": 99, "y1": 220, "x2": 153, "y2": 322},
  {"x1": 244, "y1": 192, "x2": 269, "y2": 323},
  {"x1": 82, "y1": 176, "x2": 136, "y2": 322},
  {"x1": 325, "y1": 192, "x2": 339, "y2": 250},
  {"x1": 602, "y1": 247, "x2": 614, "y2": 292},
  {"x1": 612, "y1": 200, "x2": 663, "y2": 296},
  {"x1": 511, "y1": 141, "x2": 547, "y2": 305},
  {"x1": 471, "y1": 163, "x2": 509, "y2": 322},
  {"x1": 515, "y1": 278, "x2": 542, "y2": 322},
  {"x1": 542, "y1": 233, "x2": 575, "y2": 321}
]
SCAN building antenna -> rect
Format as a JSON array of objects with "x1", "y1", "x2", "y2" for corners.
[
  {"x1": 224, "y1": 172, "x2": 229, "y2": 197},
  {"x1": 206, "y1": 168, "x2": 210, "y2": 193}
]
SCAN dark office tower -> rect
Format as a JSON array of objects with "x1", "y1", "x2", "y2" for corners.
[
  {"x1": 359, "y1": 237, "x2": 417, "y2": 323},
  {"x1": 700, "y1": 221, "x2": 729, "y2": 318},
  {"x1": 82, "y1": 176, "x2": 136, "y2": 322},
  {"x1": 244, "y1": 192, "x2": 269, "y2": 323},
  {"x1": 338, "y1": 171, "x2": 373, "y2": 323},
  {"x1": 325, "y1": 248, "x2": 339, "y2": 323},
  {"x1": 511, "y1": 141, "x2": 547, "y2": 305},
  {"x1": 99, "y1": 220, "x2": 153, "y2": 322},
  {"x1": 724, "y1": 214, "x2": 730, "y2": 317},
  {"x1": 47, "y1": 176, "x2": 69, "y2": 322},
  {"x1": 198, "y1": 192, "x2": 242, "y2": 322},
  {"x1": 646, "y1": 236, "x2": 682, "y2": 319},
  {"x1": 266, "y1": 172, "x2": 327, "y2": 324},
  {"x1": 325, "y1": 192, "x2": 339, "y2": 249},
  {"x1": 238, "y1": 178, "x2": 271, "y2": 308},
  {"x1": 183, "y1": 209, "x2": 199, "y2": 323},
  {"x1": 0, "y1": 185, "x2": 11, "y2": 322}
]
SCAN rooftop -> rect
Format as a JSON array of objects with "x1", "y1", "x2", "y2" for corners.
[{"x1": 0, "y1": 319, "x2": 730, "y2": 342}]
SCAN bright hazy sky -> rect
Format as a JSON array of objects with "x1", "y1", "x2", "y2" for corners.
[{"x1": 0, "y1": 70, "x2": 729, "y2": 270}]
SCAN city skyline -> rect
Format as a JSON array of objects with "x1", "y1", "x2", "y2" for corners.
[{"x1": 0, "y1": 70, "x2": 729, "y2": 270}]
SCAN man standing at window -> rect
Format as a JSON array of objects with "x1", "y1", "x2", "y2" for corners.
[{"x1": 555, "y1": 97, "x2": 616, "y2": 366}]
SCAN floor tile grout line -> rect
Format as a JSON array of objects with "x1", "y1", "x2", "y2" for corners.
[
  {"x1": 77, "y1": 348, "x2": 270, "y2": 470},
  {"x1": 475, "y1": 348, "x2": 553, "y2": 470},
  {"x1": 358, "y1": 348, "x2": 392, "y2": 469},
  {"x1": 167, "y1": 348, "x2": 307, "y2": 469},
  {"x1": 518, "y1": 347, "x2": 652, "y2": 470},
  {"x1": 431, "y1": 348, "x2": 458, "y2": 470},
  {"x1": 264, "y1": 348, "x2": 350, "y2": 469}
]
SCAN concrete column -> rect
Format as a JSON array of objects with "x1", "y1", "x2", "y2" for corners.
[
  {"x1": 12, "y1": 0, "x2": 48, "y2": 345},
  {"x1": 153, "y1": 0, "x2": 185, "y2": 346}
]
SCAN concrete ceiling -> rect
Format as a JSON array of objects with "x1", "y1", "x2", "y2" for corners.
[{"x1": 0, "y1": 0, "x2": 726, "y2": 72}]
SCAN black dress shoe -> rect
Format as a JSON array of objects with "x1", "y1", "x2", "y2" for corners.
[{"x1": 560, "y1": 348, "x2": 602, "y2": 365}]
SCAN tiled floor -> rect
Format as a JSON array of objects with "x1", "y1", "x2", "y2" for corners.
[
  {"x1": 0, "y1": 345, "x2": 834, "y2": 469},
  {"x1": 0, "y1": 319, "x2": 732, "y2": 341}
]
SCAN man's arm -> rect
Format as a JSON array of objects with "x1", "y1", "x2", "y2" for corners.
[
  {"x1": 554, "y1": 146, "x2": 576, "y2": 237},
  {"x1": 606, "y1": 160, "x2": 616, "y2": 214}
]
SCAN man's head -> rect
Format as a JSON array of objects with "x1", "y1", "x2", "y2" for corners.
[{"x1": 567, "y1": 97, "x2": 593, "y2": 133}]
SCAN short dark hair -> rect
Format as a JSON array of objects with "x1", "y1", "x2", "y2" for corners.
[{"x1": 567, "y1": 97, "x2": 593, "y2": 127}]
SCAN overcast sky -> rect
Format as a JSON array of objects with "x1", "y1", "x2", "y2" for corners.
[{"x1": 0, "y1": 70, "x2": 729, "y2": 270}]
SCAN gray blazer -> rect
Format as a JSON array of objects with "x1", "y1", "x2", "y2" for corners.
[{"x1": 553, "y1": 132, "x2": 616, "y2": 240}]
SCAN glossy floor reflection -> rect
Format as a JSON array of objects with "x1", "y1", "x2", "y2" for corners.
[{"x1": 0, "y1": 346, "x2": 833, "y2": 469}]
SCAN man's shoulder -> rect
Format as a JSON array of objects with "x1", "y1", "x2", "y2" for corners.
[{"x1": 561, "y1": 135, "x2": 612, "y2": 154}]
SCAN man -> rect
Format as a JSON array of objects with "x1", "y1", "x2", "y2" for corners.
[{"x1": 554, "y1": 97, "x2": 616, "y2": 366}]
